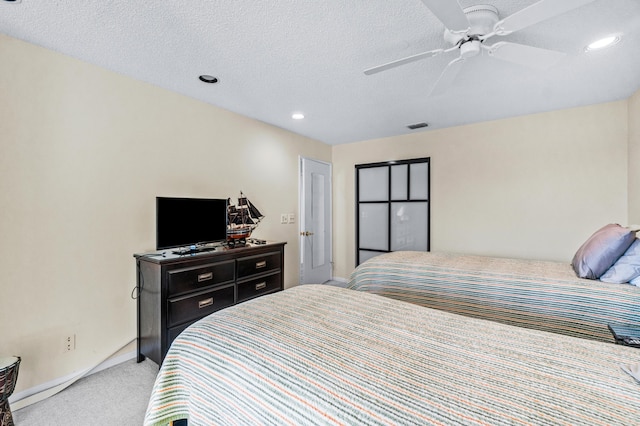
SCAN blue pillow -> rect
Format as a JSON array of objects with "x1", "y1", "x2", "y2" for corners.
[
  {"x1": 571, "y1": 224, "x2": 636, "y2": 279},
  {"x1": 600, "y1": 239, "x2": 640, "y2": 284}
]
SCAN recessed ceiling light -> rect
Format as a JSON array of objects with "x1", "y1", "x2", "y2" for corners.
[
  {"x1": 585, "y1": 35, "x2": 621, "y2": 51},
  {"x1": 292, "y1": 113, "x2": 305, "y2": 120},
  {"x1": 198, "y1": 75, "x2": 218, "y2": 83}
]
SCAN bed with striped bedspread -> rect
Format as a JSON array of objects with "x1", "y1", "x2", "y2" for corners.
[
  {"x1": 347, "y1": 251, "x2": 640, "y2": 343},
  {"x1": 145, "y1": 285, "x2": 640, "y2": 425}
]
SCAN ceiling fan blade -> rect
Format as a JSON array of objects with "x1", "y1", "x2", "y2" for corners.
[
  {"x1": 419, "y1": 0, "x2": 469, "y2": 33},
  {"x1": 428, "y1": 56, "x2": 465, "y2": 96},
  {"x1": 486, "y1": 42, "x2": 566, "y2": 70},
  {"x1": 495, "y1": 0, "x2": 597, "y2": 35},
  {"x1": 364, "y1": 49, "x2": 444, "y2": 75}
]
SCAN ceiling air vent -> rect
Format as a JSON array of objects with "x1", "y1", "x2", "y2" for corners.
[{"x1": 407, "y1": 122, "x2": 429, "y2": 130}]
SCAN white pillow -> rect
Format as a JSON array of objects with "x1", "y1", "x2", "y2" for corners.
[{"x1": 600, "y1": 239, "x2": 640, "y2": 284}]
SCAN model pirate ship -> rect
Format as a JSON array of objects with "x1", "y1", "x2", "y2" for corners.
[{"x1": 227, "y1": 192, "x2": 264, "y2": 247}]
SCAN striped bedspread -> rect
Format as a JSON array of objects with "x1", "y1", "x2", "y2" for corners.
[
  {"x1": 348, "y1": 251, "x2": 640, "y2": 342},
  {"x1": 145, "y1": 285, "x2": 640, "y2": 425}
]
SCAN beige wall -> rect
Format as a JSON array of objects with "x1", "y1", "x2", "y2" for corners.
[
  {"x1": 2, "y1": 31, "x2": 637, "y2": 402},
  {"x1": 629, "y1": 89, "x2": 640, "y2": 224},
  {"x1": 0, "y1": 35, "x2": 330, "y2": 397},
  {"x1": 332, "y1": 102, "x2": 629, "y2": 279}
]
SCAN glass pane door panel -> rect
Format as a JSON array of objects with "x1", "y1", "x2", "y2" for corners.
[
  {"x1": 359, "y1": 167, "x2": 388, "y2": 201},
  {"x1": 409, "y1": 163, "x2": 429, "y2": 200},
  {"x1": 359, "y1": 203, "x2": 388, "y2": 250},
  {"x1": 391, "y1": 202, "x2": 429, "y2": 251},
  {"x1": 359, "y1": 250, "x2": 384, "y2": 264},
  {"x1": 391, "y1": 165, "x2": 408, "y2": 200},
  {"x1": 311, "y1": 173, "x2": 325, "y2": 268}
]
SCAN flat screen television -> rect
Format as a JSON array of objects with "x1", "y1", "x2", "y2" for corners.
[{"x1": 156, "y1": 197, "x2": 228, "y2": 250}]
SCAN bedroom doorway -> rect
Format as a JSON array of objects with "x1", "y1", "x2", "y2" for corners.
[{"x1": 299, "y1": 157, "x2": 332, "y2": 284}]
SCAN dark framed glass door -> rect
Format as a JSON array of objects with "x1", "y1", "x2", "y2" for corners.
[{"x1": 355, "y1": 158, "x2": 430, "y2": 265}]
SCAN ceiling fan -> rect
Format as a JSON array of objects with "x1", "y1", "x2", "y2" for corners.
[{"x1": 364, "y1": 0, "x2": 597, "y2": 95}]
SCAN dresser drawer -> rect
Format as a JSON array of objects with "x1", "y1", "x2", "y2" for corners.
[
  {"x1": 167, "y1": 284, "x2": 235, "y2": 327},
  {"x1": 237, "y1": 272, "x2": 281, "y2": 303},
  {"x1": 168, "y1": 260, "x2": 235, "y2": 296},
  {"x1": 167, "y1": 319, "x2": 197, "y2": 347},
  {"x1": 237, "y1": 251, "x2": 281, "y2": 279}
]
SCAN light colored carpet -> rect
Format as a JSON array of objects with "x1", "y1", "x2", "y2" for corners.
[
  {"x1": 12, "y1": 359, "x2": 158, "y2": 426},
  {"x1": 13, "y1": 286, "x2": 348, "y2": 425}
]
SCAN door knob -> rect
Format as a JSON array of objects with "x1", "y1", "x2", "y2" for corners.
[{"x1": 300, "y1": 231, "x2": 314, "y2": 236}]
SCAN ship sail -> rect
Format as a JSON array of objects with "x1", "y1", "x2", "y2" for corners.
[{"x1": 247, "y1": 199, "x2": 263, "y2": 220}]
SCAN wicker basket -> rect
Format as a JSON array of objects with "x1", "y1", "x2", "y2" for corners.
[{"x1": 0, "y1": 356, "x2": 21, "y2": 426}]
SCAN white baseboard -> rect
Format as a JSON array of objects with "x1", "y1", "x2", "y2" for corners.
[
  {"x1": 331, "y1": 276, "x2": 348, "y2": 283},
  {"x1": 9, "y1": 349, "x2": 136, "y2": 410},
  {"x1": 86, "y1": 349, "x2": 137, "y2": 376}
]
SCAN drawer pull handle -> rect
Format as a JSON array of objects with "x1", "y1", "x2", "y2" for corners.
[
  {"x1": 198, "y1": 272, "x2": 213, "y2": 282},
  {"x1": 255, "y1": 282, "x2": 267, "y2": 290},
  {"x1": 255, "y1": 261, "x2": 267, "y2": 269},
  {"x1": 198, "y1": 298, "x2": 214, "y2": 309}
]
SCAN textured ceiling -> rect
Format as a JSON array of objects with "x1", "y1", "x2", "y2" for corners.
[{"x1": 1, "y1": 0, "x2": 639, "y2": 145}]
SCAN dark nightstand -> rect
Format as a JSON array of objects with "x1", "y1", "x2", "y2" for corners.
[{"x1": 608, "y1": 324, "x2": 640, "y2": 347}]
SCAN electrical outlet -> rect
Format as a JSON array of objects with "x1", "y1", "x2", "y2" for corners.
[
  {"x1": 288, "y1": 213, "x2": 295, "y2": 224},
  {"x1": 64, "y1": 334, "x2": 76, "y2": 352},
  {"x1": 280, "y1": 214, "x2": 288, "y2": 224}
]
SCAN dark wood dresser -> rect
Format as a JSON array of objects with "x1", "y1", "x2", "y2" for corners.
[{"x1": 134, "y1": 241, "x2": 286, "y2": 365}]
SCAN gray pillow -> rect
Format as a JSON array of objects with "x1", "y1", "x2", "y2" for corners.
[
  {"x1": 571, "y1": 224, "x2": 636, "y2": 279},
  {"x1": 600, "y1": 239, "x2": 640, "y2": 284}
]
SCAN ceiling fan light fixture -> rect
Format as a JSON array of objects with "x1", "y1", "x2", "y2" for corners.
[{"x1": 585, "y1": 35, "x2": 621, "y2": 51}]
